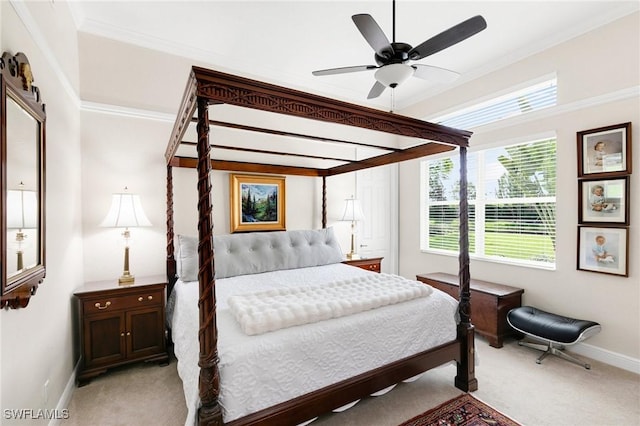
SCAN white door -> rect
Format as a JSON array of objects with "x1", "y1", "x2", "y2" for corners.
[{"x1": 356, "y1": 164, "x2": 398, "y2": 274}]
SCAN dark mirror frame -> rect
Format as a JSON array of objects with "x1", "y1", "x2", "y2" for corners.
[{"x1": 1, "y1": 51, "x2": 46, "y2": 309}]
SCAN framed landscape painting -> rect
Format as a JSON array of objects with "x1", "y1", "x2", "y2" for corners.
[
  {"x1": 578, "y1": 176, "x2": 629, "y2": 225},
  {"x1": 230, "y1": 174, "x2": 286, "y2": 233},
  {"x1": 577, "y1": 226, "x2": 628, "y2": 277},
  {"x1": 577, "y1": 122, "x2": 631, "y2": 177}
]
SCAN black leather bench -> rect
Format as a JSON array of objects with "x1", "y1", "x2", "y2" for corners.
[{"x1": 507, "y1": 306, "x2": 601, "y2": 369}]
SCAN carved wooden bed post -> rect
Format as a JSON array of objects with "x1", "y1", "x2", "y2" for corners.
[
  {"x1": 321, "y1": 176, "x2": 327, "y2": 228},
  {"x1": 455, "y1": 146, "x2": 478, "y2": 392},
  {"x1": 166, "y1": 164, "x2": 177, "y2": 290},
  {"x1": 195, "y1": 96, "x2": 223, "y2": 425}
]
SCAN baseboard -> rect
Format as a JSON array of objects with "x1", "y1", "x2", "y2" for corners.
[
  {"x1": 572, "y1": 342, "x2": 640, "y2": 374},
  {"x1": 48, "y1": 360, "x2": 80, "y2": 426}
]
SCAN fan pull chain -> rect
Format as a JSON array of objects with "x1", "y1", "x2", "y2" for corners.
[{"x1": 390, "y1": 89, "x2": 395, "y2": 113}]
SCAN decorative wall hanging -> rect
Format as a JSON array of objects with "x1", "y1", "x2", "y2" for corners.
[
  {"x1": 1, "y1": 51, "x2": 47, "y2": 309},
  {"x1": 577, "y1": 122, "x2": 631, "y2": 178},
  {"x1": 229, "y1": 174, "x2": 286, "y2": 233},
  {"x1": 578, "y1": 176, "x2": 629, "y2": 225},
  {"x1": 577, "y1": 226, "x2": 628, "y2": 277}
]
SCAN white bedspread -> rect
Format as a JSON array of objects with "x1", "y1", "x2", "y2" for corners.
[
  {"x1": 168, "y1": 263, "x2": 458, "y2": 425},
  {"x1": 227, "y1": 273, "x2": 432, "y2": 335}
]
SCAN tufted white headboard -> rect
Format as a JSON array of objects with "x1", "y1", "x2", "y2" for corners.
[{"x1": 176, "y1": 228, "x2": 344, "y2": 281}]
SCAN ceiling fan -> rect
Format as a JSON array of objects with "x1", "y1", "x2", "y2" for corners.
[{"x1": 312, "y1": 1, "x2": 487, "y2": 99}]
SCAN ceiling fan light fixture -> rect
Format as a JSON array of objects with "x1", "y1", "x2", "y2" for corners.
[
  {"x1": 374, "y1": 64, "x2": 414, "y2": 88},
  {"x1": 312, "y1": 6, "x2": 486, "y2": 99}
]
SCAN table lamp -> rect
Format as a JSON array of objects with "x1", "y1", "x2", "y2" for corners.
[
  {"x1": 7, "y1": 184, "x2": 38, "y2": 271},
  {"x1": 100, "y1": 187, "x2": 151, "y2": 285},
  {"x1": 340, "y1": 196, "x2": 365, "y2": 260}
]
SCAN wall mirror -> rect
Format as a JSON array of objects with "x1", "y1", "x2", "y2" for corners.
[{"x1": 1, "y1": 51, "x2": 46, "y2": 309}]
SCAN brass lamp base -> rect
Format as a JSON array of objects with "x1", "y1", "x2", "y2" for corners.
[
  {"x1": 118, "y1": 272, "x2": 135, "y2": 286},
  {"x1": 17, "y1": 250, "x2": 24, "y2": 271},
  {"x1": 345, "y1": 252, "x2": 361, "y2": 260},
  {"x1": 119, "y1": 242, "x2": 135, "y2": 285},
  {"x1": 346, "y1": 224, "x2": 360, "y2": 260}
]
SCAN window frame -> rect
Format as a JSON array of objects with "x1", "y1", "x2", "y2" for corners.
[{"x1": 420, "y1": 137, "x2": 557, "y2": 270}]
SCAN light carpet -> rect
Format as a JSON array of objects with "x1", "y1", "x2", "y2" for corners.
[{"x1": 65, "y1": 337, "x2": 640, "y2": 426}]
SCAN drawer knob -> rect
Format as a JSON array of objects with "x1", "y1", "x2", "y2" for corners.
[
  {"x1": 138, "y1": 295, "x2": 153, "y2": 302},
  {"x1": 121, "y1": 333, "x2": 125, "y2": 337},
  {"x1": 94, "y1": 301, "x2": 111, "y2": 310}
]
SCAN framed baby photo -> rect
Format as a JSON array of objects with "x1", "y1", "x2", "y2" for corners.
[
  {"x1": 577, "y1": 122, "x2": 631, "y2": 177},
  {"x1": 578, "y1": 176, "x2": 629, "y2": 225},
  {"x1": 577, "y1": 226, "x2": 628, "y2": 276}
]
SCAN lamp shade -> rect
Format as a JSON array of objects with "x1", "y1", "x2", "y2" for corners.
[
  {"x1": 7, "y1": 189, "x2": 38, "y2": 230},
  {"x1": 100, "y1": 192, "x2": 151, "y2": 228},
  {"x1": 340, "y1": 198, "x2": 365, "y2": 222},
  {"x1": 374, "y1": 64, "x2": 415, "y2": 88}
]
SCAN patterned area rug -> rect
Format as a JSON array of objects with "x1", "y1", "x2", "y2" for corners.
[{"x1": 399, "y1": 393, "x2": 522, "y2": 426}]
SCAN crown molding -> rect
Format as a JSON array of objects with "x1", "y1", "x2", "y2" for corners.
[
  {"x1": 397, "y1": 4, "x2": 640, "y2": 110},
  {"x1": 9, "y1": 0, "x2": 80, "y2": 107},
  {"x1": 80, "y1": 101, "x2": 175, "y2": 122}
]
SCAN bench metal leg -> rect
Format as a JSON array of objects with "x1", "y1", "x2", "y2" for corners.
[{"x1": 518, "y1": 339, "x2": 591, "y2": 369}]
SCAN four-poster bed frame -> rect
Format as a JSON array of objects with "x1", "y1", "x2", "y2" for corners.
[{"x1": 165, "y1": 66, "x2": 476, "y2": 426}]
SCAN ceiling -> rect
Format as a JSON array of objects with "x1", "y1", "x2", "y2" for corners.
[{"x1": 67, "y1": 1, "x2": 639, "y2": 113}]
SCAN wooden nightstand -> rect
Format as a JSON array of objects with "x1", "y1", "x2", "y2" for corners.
[
  {"x1": 342, "y1": 257, "x2": 383, "y2": 273},
  {"x1": 74, "y1": 275, "x2": 169, "y2": 385}
]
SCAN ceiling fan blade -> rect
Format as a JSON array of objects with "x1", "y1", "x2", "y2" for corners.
[
  {"x1": 412, "y1": 64, "x2": 460, "y2": 84},
  {"x1": 352, "y1": 14, "x2": 394, "y2": 57},
  {"x1": 312, "y1": 65, "x2": 378, "y2": 76},
  {"x1": 408, "y1": 15, "x2": 487, "y2": 61},
  {"x1": 367, "y1": 81, "x2": 386, "y2": 99}
]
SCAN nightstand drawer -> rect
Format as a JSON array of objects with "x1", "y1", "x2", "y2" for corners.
[
  {"x1": 83, "y1": 289, "x2": 163, "y2": 314},
  {"x1": 360, "y1": 262, "x2": 380, "y2": 272},
  {"x1": 342, "y1": 257, "x2": 383, "y2": 273}
]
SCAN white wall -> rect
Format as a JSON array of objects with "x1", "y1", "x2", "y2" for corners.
[
  {"x1": 74, "y1": 31, "x2": 360, "y2": 279},
  {"x1": 80, "y1": 111, "x2": 170, "y2": 283},
  {"x1": 1, "y1": 1, "x2": 83, "y2": 423},
  {"x1": 79, "y1": 111, "x2": 356, "y2": 284},
  {"x1": 398, "y1": 12, "x2": 640, "y2": 366}
]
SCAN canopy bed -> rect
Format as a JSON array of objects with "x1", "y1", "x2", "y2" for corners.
[{"x1": 165, "y1": 66, "x2": 475, "y2": 425}]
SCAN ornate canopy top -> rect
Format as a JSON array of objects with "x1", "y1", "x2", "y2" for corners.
[{"x1": 166, "y1": 67, "x2": 471, "y2": 177}]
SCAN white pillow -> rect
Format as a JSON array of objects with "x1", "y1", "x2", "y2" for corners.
[
  {"x1": 175, "y1": 228, "x2": 343, "y2": 281},
  {"x1": 176, "y1": 234, "x2": 198, "y2": 282}
]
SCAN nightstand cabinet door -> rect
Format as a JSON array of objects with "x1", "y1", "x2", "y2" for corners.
[
  {"x1": 127, "y1": 307, "x2": 165, "y2": 359},
  {"x1": 83, "y1": 311, "x2": 126, "y2": 367}
]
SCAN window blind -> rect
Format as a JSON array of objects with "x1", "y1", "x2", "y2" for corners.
[
  {"x1": 422, "y1": 138, "x2": 557, "y2": 268},
  {"x1": 431, "y1": 78, "x2": 557, "y2": 129}
]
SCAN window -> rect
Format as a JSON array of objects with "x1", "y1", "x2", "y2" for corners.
[
  {"x1": 421, "y1": 138, "x2": 557, "y2": 268},
  {"x1": 430, "y1": 77, "x2": 557, "y2": 129}
]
